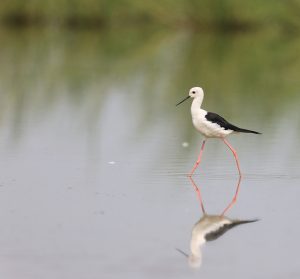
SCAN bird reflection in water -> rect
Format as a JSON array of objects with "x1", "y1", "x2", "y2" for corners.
[{"x1": 178, "y1": 177, "x2": 258, "y2": 268}]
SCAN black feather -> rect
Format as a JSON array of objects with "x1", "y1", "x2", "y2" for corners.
[
  {"x1": 205, "y1": 219, "x2": 259, "y2": 241},
  {"x1": 205, "y1": 112, "x2": 261, "y2": 134}
]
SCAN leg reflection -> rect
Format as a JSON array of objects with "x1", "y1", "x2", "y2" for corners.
[
  {"x1": 188, "y1": 176, "x2": 206, "y2": 214},
  {"x1": 221, "y1": 175, "x2": 242, "y2": 216},
  {"x1": 183, "y1": 176, "x2": 257, "y2": 269},
  {"x1": 188, "y1": 175, "x2": 242, "y2": 215}
]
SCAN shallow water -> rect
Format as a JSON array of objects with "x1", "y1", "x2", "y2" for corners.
[{"x1": 0, "y1": 28, "x2": 300, "y2": 278}]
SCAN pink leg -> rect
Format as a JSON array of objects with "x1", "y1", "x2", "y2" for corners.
[
  {"x1": 188, "y1": 176, "x2": 206, "y2": 214},
  {"x1": 188, "y1": 139, "x2": 206, "y2": 177},
  {"x1": 221, "y1": 175, "x2": 242, "y2": 215},
  {"x1": 222, "y1": 138, "x2": 242, "y2": 177}
]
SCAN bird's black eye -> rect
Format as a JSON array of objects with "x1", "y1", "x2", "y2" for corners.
[{"x1": 192, "y1": 91, "x2": 195, "y2": 94}]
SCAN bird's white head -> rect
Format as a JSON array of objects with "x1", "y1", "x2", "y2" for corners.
[
  {"x1": 189, "y1": 87, "x2": 204, "y2": 99},
  {"x1": 176, "y1": 86, "x2": 204, "y2": 106}
]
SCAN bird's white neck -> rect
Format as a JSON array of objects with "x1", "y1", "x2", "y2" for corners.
[
  {"x1": 191, "y1": 96, "x2": 204, "y2": 115},
  {"x1": 190, "y1": 232, "x2": 205, "y2": 259},
  {"x1": 189, "y1": 239, "x2": 203, "y2": 268}
]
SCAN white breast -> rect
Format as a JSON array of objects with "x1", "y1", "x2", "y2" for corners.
[{"x1": 191, "y1": 109, "x2": 233, "y2": 138}]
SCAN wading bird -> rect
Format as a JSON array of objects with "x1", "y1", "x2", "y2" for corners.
[
  {"x1": 176, "y1": 87, "x2": 261, "y2": 176},
  {"x1": 176, "y1": 177, "x2": 258, "y2": 268},
  {"x1": 188, "y1": 214, "x2": 258, "y2": 268}
]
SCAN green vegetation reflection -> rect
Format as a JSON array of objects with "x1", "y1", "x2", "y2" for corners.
[{"x1": 0, "y1": 28, "x2": 300, "y2": 141}]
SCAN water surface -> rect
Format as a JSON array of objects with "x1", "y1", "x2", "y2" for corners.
[{"x1": 0, "y1": 28, "x2": 299, "y2": 279}]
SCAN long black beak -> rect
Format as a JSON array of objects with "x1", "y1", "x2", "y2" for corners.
[
  {"x1": 175, "y1": 248, "x2": 189, "y2": 258},
  {"x1": 176, "y1": 96, "x2": 190, "y2": 106}
]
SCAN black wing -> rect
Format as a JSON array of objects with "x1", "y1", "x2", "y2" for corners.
[
  {"x1": 205, "y1": 219, "x2": 259, "y2": 241},
  {"x1": 205, "y1": 112, "x2": 240, "y2": 131},
  {"x1": 204, "y1": 223, "x2": 237, "y2": 241},
  {"x1": 205, "y1": 112, "x2": 261, "y2": 134}
]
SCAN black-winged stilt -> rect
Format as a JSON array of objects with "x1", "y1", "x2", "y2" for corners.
[
  {"x1": 176, "y1": 87, "x2": 261, "y2": 176},
  {"x1": 188, "y1": 214, "x2": 258, "y2": 268},
  {"x1": 176, "y1": 177, "x2": 258, "y2": 268}
]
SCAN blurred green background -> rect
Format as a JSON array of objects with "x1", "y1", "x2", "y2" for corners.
[
  {"x1": 1, "y1": 0, "x2": 300, "y2": 31},
  {"x1": 0, "y1": 1, "x2": 300, "y2": 141}
]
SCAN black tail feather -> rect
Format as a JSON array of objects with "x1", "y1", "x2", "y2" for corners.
[
  {"x1": 232, "y1": 219, "x2": 260, "y2": 226},
  {"x1": 235, "y1": 128, "x2": 261, "y2": 134}
]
